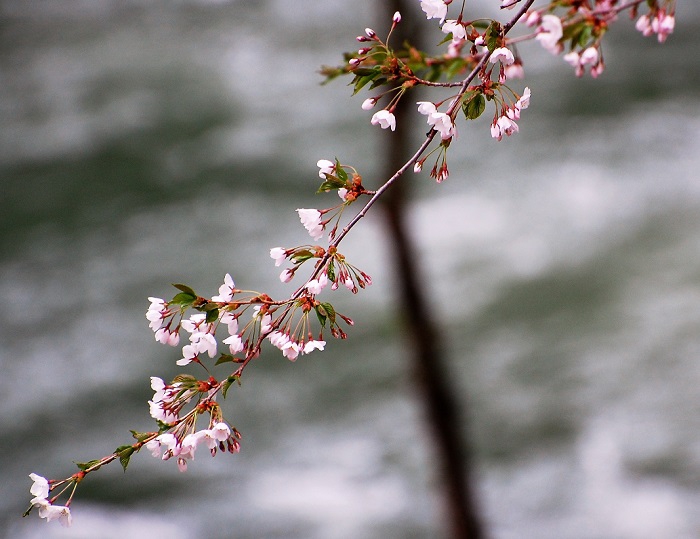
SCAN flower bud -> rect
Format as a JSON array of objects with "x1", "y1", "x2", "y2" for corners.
[
  {"x1": 392, "y1": 11, "x2": 401, "y2": 24},
  {"x1": 365, "y1": 27, "x2": 376, "y2": 38}
]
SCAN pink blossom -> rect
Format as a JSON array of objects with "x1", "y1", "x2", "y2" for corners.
[
  {"x1": 501, "y1": 0, "x2": 519, "y2": 9},
  {"x1": 504, "y1": 61, "x2": 525, "y2": 80},
  {"x1": 303, "y1": 340, "x2": 326, "y2": 354},
  {"x1": 223, "y1": 333, "x2": 244, "y2": 354},
  {"x1": 536, "y1": 14, "x2": 563, "y2": 54},
  {"x1": 296, "y1": 208, "x2": 324, "y2": 240},
  {"x1": 36, "y1": 501, "x2": 72, "y2": 527},
  {"x1": 490, "y1": 47, "x2": 515, "y2": 66},
  {"x1": 280, "y1": 268, "x2": 294, "y2": 283},
  {"x1": 29, "y1": 473, "x2": 50, "y2": 499},
  {"x1": 146, "y1": 297, "x2": 168, "y2": 331},
  {"x1": 282, "y1": 341, "x2": 301, "y2": 361},
  {"x1": 270, "y1": 247, "x2": 287, "y2": 267},
  {"x1": 316, "y1": 159, "x2": 334, "y2": 178},
  {"x1": 635, "y1": 14, "x2": 653, "y2": 36},
  {"x1": 416, "y1": 101, "x2": 456, "y2": 140},
  {"x1": 306, "y1": 273, "x2": 329, "y2": 295},
  {"x1": 442, "y1": 20, "x2": 467, "y2": 40},
  {"x1": 371, "y1": 109, "x2": 396, "y2": 131},
  {"x1": 652, "y1": 10, "x2": 675, "y2": 43},
  {"x1": 420, "y1": 0, "x2": 447, "y2": 23},
  {"x1": 211, "y1": 273, "x2": 235, "y2": 302},
  {"x1": 361, "y1": 98, "x2": 376, "y2": 110}
]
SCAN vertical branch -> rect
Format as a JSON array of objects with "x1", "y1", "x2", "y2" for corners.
[{"x1": 378, "y1": 1, "x2": 485, "y2": 538}]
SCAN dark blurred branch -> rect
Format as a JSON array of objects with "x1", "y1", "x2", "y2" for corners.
[{"x1": 378, "y1": 1, "x2": 484, "y2": 538}]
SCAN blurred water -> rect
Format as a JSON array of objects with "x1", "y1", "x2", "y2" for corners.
[{"x1": 2, "y1": 1, "x2": 700, "y2": 538}]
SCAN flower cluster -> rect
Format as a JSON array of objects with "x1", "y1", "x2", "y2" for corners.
[
  {"x1": 146, "y1": 421, "x2": 240, "y2": 473},
  {"x1": 491, "y1": 87, "x2": 531, "y2": 141},
  {"x1": 26, "y1": 474, "x2": 72, "y2": 528},
  {"x1": 636, "y1": 7, "x2": 675, "y2": 43}
]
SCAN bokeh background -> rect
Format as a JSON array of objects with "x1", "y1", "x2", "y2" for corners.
[{"x1": 2, "y1": 1, "x2": 700, "y2": 537}]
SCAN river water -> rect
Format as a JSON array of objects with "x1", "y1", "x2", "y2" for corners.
[{"x1": 2, "y1": 1, "x2": 700, "y2": 538}]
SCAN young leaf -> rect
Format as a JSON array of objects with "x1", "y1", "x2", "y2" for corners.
[
  {"x1": 172, "y1": 283, "x2": 196, "y2": 296},
  {"x1": 462, "y1": 93, "x2": 486, "y2": 120}
]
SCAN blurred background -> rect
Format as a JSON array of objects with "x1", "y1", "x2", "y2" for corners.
[{"x1": 2, "y1": 1, "x2": 700, "y2": 537}]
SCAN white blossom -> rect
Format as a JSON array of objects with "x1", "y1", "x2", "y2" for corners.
[
  {"x1": 420, "y1": 0, "x2": 447, "y2": 23},
  {"x1": 316, "y1": 159, "x2": 334, "y2": 178},
  {"x1": 370, "y1": 109, "x2": 396, "y2": 131},
  {"x1": 535, "y1": 14, "x2": 563, "y2": 54},
  {"x1": 297, "y1": 208, "x2": 324, "y2": 240},
  {"x1": 211, "y1": 273, "x2": 235, "y2": 302}
]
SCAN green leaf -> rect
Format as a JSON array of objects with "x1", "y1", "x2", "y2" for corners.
[
  {"x1": 462, "y1": 93, "x2": 486, "y2": 120},
  {"x1": 485, "y1": 21, "x2": 502, "y2": 52},
  {"x1": 172, "y1": 374, "x2": 196, "y2": 384},
  {"x1": 172, "y1": 283, "x2": 196, "y2": 296},
  {"x1": 335, "y1": 160, "x2": 348, "y2": 182},
  {"x1": 315, "y1": 305, "x2": 328, "y2": 327},
  {"x1": 317, "y1": 176, "x2": 346, "y2": 193},
  {"x1": 171, "y1": 291, "x2": 196, "y2": 306},
  {"x1": 75, "y1": 459, "x2": 102, "y2": 472},
  {"x1": 205, "y1": 308, "x2": 219, "y2": 323},
  {"x1": 130, "y1": 430, "x2": 152, "y2": 442},
  {"x1": 319, "y1": 302, "x2": 336, "y2": 324},
  {"x1": 222, "y1": 375, "x2": 240, "y2": 398},
  {"x1": 215, "y1": 353, "x2": 236, "y2": 366},
  {"x1": 115, "y1": 445, "x2": 134, "y2": 472}
]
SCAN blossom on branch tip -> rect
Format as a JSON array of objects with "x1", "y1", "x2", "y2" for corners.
[
  {"x1": 416, "y1": 101, "x2": 456, "y2": 140},
  {"x1": 306, "y1": 273, "x2": 329, "y2": 295},
  {"x1": 442, "y1": 20, "x2": 467, "y2": 40},
  {"x1": 371, "y1": 109, "x2": 396, "y2": 131},
  {"x1": 420, "y1": 0, "x2": 447, "y2": 23},
  {"x1": 280, "y1": 268, "x2": 294, "y2": 283},
  {"x1": 361, "y1": 98, "x2": 377, "y2": 111},
  {"x1": 29, "y1": 474, "x2": 50, "y2": 499},
  {"x1": 535, "y1": 14, "x2": 563, "y2": 54},
  {"x1": 270, "y1": 247, "x2": 287, "y2": 266},
  {"x1": 303, "y1": 340, "x2": 326, "y2": 354},
  {"x1": 223, "y1": 333, "x2": 244, "y2": 354},
  {"x1": 317, "y1": 159, "x2": 334, "y2": 178},
  {"x1": 211, "y1": 273, "x2": 235, "y2": 303},
  {"x1": 34, "y1": 500, "x2": 72, "y2": 527},
  {"x1": 490, "y1": 47, "x2": 515, "y2": 66},
  {"x1": 297, "y1": 208, "x2": 324, "y2": 240}
]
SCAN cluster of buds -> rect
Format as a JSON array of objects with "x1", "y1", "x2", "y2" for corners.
[{"x1": 635, "y1": 6, "x2": 675, "y2": 43}]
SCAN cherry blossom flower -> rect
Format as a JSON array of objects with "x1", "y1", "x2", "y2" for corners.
[
  {"x1": 504, "y1": 61, "x2": 525, "y2": 80},
  {"x1": 268, "y1": 330, "x2": 290, "y2": 350},
  {"x1": 416, "y1": 101, "x2": 456, "y2": 140},
  {"x1": 280, "y1": 268, "x2": 294, "y2": 283},
  {"x1": 393, "y1": 11, "x2": 401, "y2": 24},
  {"x1": 371, "y1": 110, "x2": 396, "y2": 131},
  {"x1": 146, "y1": 433, "x2": 177, "y2": 458},
  {"x1": 501, "y1": 0, "x2": 519, "y2": 9},
  {"x1": 303, "y1": 340, "x2": 326, "y2": 354},
  {"x1": 29, "y1": 473, "x2": 50, "y2": 499},
  {"x1": 211, "y1": 273, "x2": 235, "y2": 303},
  {"x1": 635, "y1": 14, "x2": 654, "y2": 36},
  {"x1": 535, "y1": 14, "x2": 563, "y2": 54},
  {"x1": 564, "y1": 47, "x2": 599, "y2": 77},
  {"x1": 361, "y1": 98, "x2": 376, "y2": 110},
  {"x1": 223, "y1": 333, "x2": 244, "y2": 354},
  {"x1": 652, "y1": 10, "x2": 675, "y2": 43},
  {"x1": 420, "y1": 0, "x2": 447, "y2": 23},
  {"x1": 146, "y1": 297, "x2": 168, "y2": 331},
  {"x1": 490, "y1": 47, "x2": 515, "y2": 65},
  {"x1": 270, "y1": 247, "x2": 287, "y2": 267},
  {"x1": 220, "y1": 312, "x2": 238, "y2": 335},
  {"x1": 155, "y1": 328, "x2": 180, "y2": 347},
  {"x1": 306, "y1": 273, "x2": 329, "y2": 295},
  {"x1": 282, "y1": 341, "x2": 301, "y2": 361},
  {"x1": 317, "y1": 159, "x2": 334, "y2": 178},
  {"x1": 297, "y1": 208, "x2": 324, "y2": 240},
  {"x1": 442, "y1": 20, "x2": 467, "y2": 40},
  {"x1": 34, "y1": 500, "x2": 72, "y2": 527}
]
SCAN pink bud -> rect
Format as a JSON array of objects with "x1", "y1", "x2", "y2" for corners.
[{"x1": 393, "y1": 11, "x2": 401, "y2": 24}]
